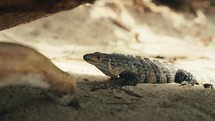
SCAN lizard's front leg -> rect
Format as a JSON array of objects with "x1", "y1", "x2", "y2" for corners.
[
  {"x1": 119, "y1": 70, "x2": 140, "y2": 86},
  {"x1": 91, "y1": 70, "x2": 139, "y2": 91}
]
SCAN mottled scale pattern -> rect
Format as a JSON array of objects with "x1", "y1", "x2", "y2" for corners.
[
  {"x1": 125, "y1": 56, "x2": 178, "y2": 83},
  {"x1": 83, "y1": 52, "x2": 197, "y2": 85}
]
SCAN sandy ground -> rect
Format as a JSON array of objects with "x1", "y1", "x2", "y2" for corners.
[
  {"x1": 0, "y1": 0, "x2": 215, "y2": 121},
  {"x1": 1, "y1": 75, "x2": 215, "y2": 121}
]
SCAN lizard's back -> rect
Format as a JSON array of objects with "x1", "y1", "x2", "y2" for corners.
[{"x1": 127, "y1": 56, "x2": 179, "y2": 83}]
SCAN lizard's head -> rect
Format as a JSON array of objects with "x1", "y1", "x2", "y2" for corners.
[{"x1": 83, "y1": 52, "x2": 129, "y2": 78}]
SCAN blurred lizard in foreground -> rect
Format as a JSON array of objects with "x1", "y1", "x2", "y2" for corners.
[{"x1": 0, "y1": 42, "x2": 76, "y2": 105}]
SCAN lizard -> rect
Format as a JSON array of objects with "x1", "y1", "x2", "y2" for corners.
[
  {"x1": 0, "y1": 42, "x2": 76, "y2": 105},
  {"x1": 83, "y1": 52, "x2": 198, "y2": 87}
]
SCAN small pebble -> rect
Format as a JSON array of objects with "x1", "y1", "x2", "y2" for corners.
[{"x1": 203, "y1": 83, "x2": 214, "y2": 89}]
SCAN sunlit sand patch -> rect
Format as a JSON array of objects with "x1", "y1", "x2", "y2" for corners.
[{"x1": 53, "y1": 60, "x2": 106, "y2": 76}]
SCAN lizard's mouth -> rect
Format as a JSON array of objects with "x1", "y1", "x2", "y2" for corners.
[
  {"x1": 83, "y1": 54, "x2": 90, "y2": 61},
  {"x1": 83, "y1": 54, "x2": 99, "y2": 65},
  {"x1": 84, "y1": 53, "x2": 112, "y2": 71}
]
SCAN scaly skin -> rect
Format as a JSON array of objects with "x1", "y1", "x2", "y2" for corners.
[{"x1": 84, "y1": 52, "x2": 198, "y2": 86}]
